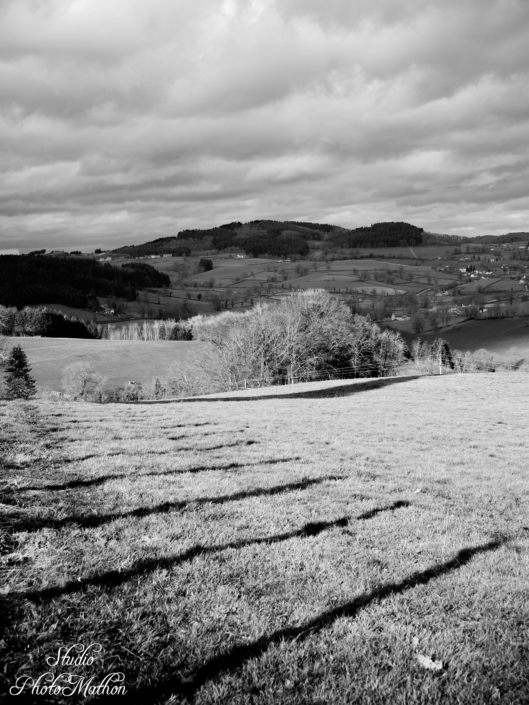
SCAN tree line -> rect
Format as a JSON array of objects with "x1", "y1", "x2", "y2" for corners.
[
  {"x1": 0, "y1": 306, "x2": 96, "y2": 338},
  {"x1": 330, "y1": 222, "x2": 424, "y2": 248},
  {"x1": 0, "y1": 255, "x2": 169, "y2": 308},
  {"x1": 112, "y1": 238, "x2": 192, "y2": 257}
]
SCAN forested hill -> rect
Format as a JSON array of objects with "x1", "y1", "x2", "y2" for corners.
[
  {"x1": 112, "y1": 220, "x2": 338, "y2": 258},
  {"x1": 0, "y1": 255, "x2": 170, "y2": 309},
  {"x1": 329, "y1": 222, "x2": 425, "y2": 248},
  {"x1": 112, "y1": 237, "x2": 192, "y2": 258},
  {"x1": 113, "y1": 219, "x2": 462, "y2": 257}
]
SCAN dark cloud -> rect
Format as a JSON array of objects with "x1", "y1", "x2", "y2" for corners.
[{"x1": 1, "y1": 0, "x2": 528, "y2": 249}]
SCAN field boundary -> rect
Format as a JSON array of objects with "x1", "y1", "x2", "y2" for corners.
[{"x1": 134, "y1": 374, "x2": 423, "y2": 404}]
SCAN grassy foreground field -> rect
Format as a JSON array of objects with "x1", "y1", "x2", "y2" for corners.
[{"x1": 1, "y1": 374, "x2": 528, "y2": 704}]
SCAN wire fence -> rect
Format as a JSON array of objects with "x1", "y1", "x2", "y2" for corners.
[{"x1": 224, "y1": 364, "x2": 403, "y2": 391}]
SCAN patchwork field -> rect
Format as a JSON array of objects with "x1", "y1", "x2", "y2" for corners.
[
  {"x1": 13, "y1": 338, "x2": 204, "y2": 392},
  {"x1": 1, "y1": 374, "x2": 528, "y2": 703}
]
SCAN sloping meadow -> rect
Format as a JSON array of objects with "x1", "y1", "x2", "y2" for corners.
[{"x1": 0, "y1": 374, "x2": 528, "y2": 703}]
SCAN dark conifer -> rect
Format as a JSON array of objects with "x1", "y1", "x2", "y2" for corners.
[{"x1": 4, "y1": 345, "x2": 36, "y2": 399}]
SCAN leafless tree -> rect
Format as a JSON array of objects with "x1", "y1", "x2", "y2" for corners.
[{"x1": 62, "y1": 362, "x2": 106, "y2": 401}]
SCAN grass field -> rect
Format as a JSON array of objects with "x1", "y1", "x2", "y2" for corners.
[
  {"x1": 408, "y1": 318, "x2": 529, "y2": 356},
  {"x1": 13, "y1": 338, "x2": 204, "y2": 392},
  {"x1": 1, "y1": 374, "x2": 528, "y2": 703}
]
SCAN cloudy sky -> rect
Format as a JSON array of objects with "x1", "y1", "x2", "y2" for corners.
[{"x1": 1, "y1": 0, "x2": 529, "y2": 249}]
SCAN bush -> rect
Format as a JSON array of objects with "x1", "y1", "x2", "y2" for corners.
[
  {"x1": 197, "y1": 258, "x2": 213, "y2": 273},
  {"x1": 62, "y1": 362, "x2": 106, "y2": 401}
]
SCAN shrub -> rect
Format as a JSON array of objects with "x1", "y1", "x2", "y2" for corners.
[
  {"x1": 62, "y1": 362, "x2": 106, "y2": 401},
  {"x1": 197, "y1": 258, "x2": 213, "y2": 273}
]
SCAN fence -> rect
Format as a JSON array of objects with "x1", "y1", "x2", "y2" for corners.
[{"x1": 223, "y1": 363, "x2": 403, "y2": 392}]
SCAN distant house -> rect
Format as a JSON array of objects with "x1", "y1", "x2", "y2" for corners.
[{"x1": 391, "y1": 311, "x2": 409, "y2": 321}]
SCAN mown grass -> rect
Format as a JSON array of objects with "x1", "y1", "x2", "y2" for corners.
[{"x1": 1, "y1": 374, "x2": 528, "y2": 704}]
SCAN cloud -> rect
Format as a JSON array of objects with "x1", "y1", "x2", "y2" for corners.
[{"x1": 1, "y1": 0, "x2": 529, "y2": 248}]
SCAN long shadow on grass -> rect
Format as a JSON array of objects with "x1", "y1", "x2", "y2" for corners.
[
  {"x1": 29, "y1": 439, "x2": 259, "y2": 473},
  {"x1": 12, "y1": 470, "x2": 337, "y2": 529},
  {"x1": 146, "y1": 375, "x2": 422, "y2": 404},
  {"x1": 47, "y1": 444, "x2": 234, "y2": 467},
  {"x1": 119, "y1": 538, "x2": 506, "y2": 703},
  {"x1": 57, "y1": 428, "x2": 232, "y2": 445},
  {"x1": 19, "y1": 457, "x2": 302, "y2": 492},
  {"x1": 8, "y1": 502, "x2": 409, "y2": 602},
  {"x1": 166, "y1": 430, "x2": 245, "y2": 441}
]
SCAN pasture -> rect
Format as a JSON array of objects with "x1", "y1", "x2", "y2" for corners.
[
  {"x1": 409, "y1": 318, "x2": 529, "y2": 356},
  {"x1": 1, "y1": 373, "x2": 528, "y2": 703},
  {"x1": 333, "y1": 245, "x2": 458, "y2": 259},
  {"x1": 12, "y1": 338, "x2": 204, "y2": 392}
]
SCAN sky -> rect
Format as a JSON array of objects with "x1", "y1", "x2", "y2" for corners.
[{"x1": 1, "y1": 0, "x2": 529, "y2": 250}]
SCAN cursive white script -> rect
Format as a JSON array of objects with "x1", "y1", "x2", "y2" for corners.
[{"x1": 46, "y1": 642, "x2": 103, "y2": 668}]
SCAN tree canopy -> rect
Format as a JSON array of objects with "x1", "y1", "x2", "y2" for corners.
[{"x1": 189, "y1": 290, "x2": 406, "y2": 390}]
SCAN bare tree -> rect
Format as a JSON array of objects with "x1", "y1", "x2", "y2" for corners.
[
  {"x1": 62, "y1": 362, "x2": 106, "y2": 401},
  {"x1": 0, "y1": 335, "x2": 9, "y2": 364}
]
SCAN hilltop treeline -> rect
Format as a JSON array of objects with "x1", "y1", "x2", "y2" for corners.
[
  {"x1": 287, "y1": 221, "x2": 336, "y2": 234},
  {"x1": 473, "y1": 232, "x2": 529, "y2": 245},
  {"x1": 112, "y1": 237, "x2": 192, "y2": 257},
  {"x1": 0, "y1": 306, "x2": 96, "y2": 338},
  {"x1": 179, "y1": 220, "x2": 323, "y2": 256},
  {"x1": 241, "y1": 234, "x2": 309, "y2": 257},
  {"x1": 330, "y1": 222, "x2": 425, "y2": 248},
  {"x1": 0, "y1": 255, "x2": 169, "y2": 308}
]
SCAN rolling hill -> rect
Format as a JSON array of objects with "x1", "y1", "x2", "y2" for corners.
[{"x1": 112, "y1": 220, "x2": 464, "y2": 259}]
